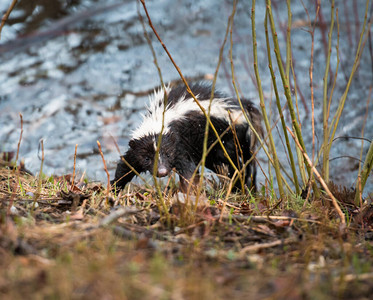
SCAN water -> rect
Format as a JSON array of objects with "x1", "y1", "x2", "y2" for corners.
[{"x1": 0, "y1": 0, "x2": 371, "y2": 195}]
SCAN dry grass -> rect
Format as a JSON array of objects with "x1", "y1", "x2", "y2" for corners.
[{"x1": 1, "y1": 163, "x2": 373, "y2": 299}]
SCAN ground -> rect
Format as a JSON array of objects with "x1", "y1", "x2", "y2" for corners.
[{"x1": 1, "y1": 164, "x2": 373, "y2": 299}]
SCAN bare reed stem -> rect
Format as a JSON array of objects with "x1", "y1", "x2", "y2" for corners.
[
  {"x1": 71, "y1": 144, "x2": 78, "y2": 191},
  {"x1": 327, "y1": 0, "x2": 371, "y2": 180},
  {"x1": 110, "y1": 135, "x2": 146, "y2": 185},
  {"x1": 266, "y1": 0, "x2": 313, "y2": 184},
  {"x1": 253, "y1": 0, "x2": 285, "y2": 199},
  {"x1": 228, "y1": 0, "x2": 246, "y2": 191},
  {"x1": 97, "y1": 141, "x2": 110, "y2": 201},
  {"x1": 355, "y1": 88, "x2": 372, "y2": 205},
  {"x1": 8, "y1": 113, "x2": 23, "y2": 216},
  {"x1": 321, "y1": 0, "x2": 335, "y2": 183},
  {"x1": 287, "y1": 128, "x2": 345, "y2": 225},
  {"x1": 264, "y1": 11, "x2": 299, "y2": 195},
  {"x1": 285, "y1": 0, "x2": 292, "y2": 80},
  {"x1": 33, "y1": 139, "x2": 44, "y2": 210},
  {"x1": 192, "y1": 0, "x2": 233, "y2": 206},
  {"x1": 137, "y1": 3, "x2": 170, "y2": 221}
]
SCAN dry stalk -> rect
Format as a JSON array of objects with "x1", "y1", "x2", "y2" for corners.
[
  {"x1": 354, "y1": 88, "x2": 372, "y2": 205},
  {"x1": 316, "y1": 2, "x2": 333, "y2": 82},
  {"x1": 0, "y1": 0, "x2": 17, "y2": 39},
  {"x1": 252, "y1": 0, "x2": 285, "y2": 199},
  {"x1": 8, "y1": 113, "x2": 23, "y2": 216},
  {"x1": 327, "y1": 0, "x2": 371, "y2": 179},
  {"x1": 343, "y1": 0, "x2": 353, "y2": 47},
  {"x1": 70, "y1": 144, "x2": 78, "y2": 191},
  {"x1": 217, "y1": 214, "x2": 322, "y2": 225},
  {"x1": 240, "y1": 237, "x2": 297, "y2": 254},
  {"x1": 137, "y1": 2, "x2": 170, "y2": 224},
  {"x1": 218, "y1": 168, "x2": 239, "y2": 223},
  {"x1": 327, "y1": 8, "x2": 340, "y2": 121},
  {"x1": 264, "y1": 10, "x2": 299, "y2": 195},
  {"x1": 266, "y1": 0, "x2": 314, "y2": 190},
  {"x1": 193, "y1": 0, "x2": 233, "y2": 206},
  {"x1": 287, "y1": 127, "x2": 345, "y2": 224},
  {"x1": 97, "y1": 141, "x2": 110, "y2": 200},
  {"x1": 353, "y1": 0, "x2": 360, "y2": 46},
  {"x1": 228, "y1": 0, "x2": 246, "y2": 191},
  {"x1": 321, "y1": 0, "x2": 335, "y2": 182},
  {"x1": 341, "y1": 272, "x2": 373, "y2": 283},
  {"x1": 110, "y1": 134, "x2": 146, "y2": 185},
  {"x1": 33, "y1": 139, "x2": 44, "y2": 210}
]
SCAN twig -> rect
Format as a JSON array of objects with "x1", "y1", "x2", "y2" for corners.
[
  {"x1": 317, "y1": 2, "x2": 333, "y2": 82},
  {"x1": 264, "y1": 10, "x2": 299, "y2": 194},
  {"x1": 71, "y1": 144, "x2": 78, "y2": 191},
  {"x1": 286, "y1": 127, "x2": 345, "y2": 224},
  {"x1": 343, "y1": 0, "x2": 353, "y2": 47},
  {"x1": 271, "y1": 0, "x2": 309, "y2": 115},
  {"x1": 97, "y1": 141, "x2": 110, "y2": 199},
  {"x1": 240, "y1": 237, "x2": 297, "y2": 253},
  {"x1": 15, "y1": 113, "x2": 23, "y2": 167},
  {"x1": 216, "y1": 214, "x2": 322, "y2": 225},
  {"x1": 222, "y1": 57, "x2": 236, "y2": 96},
  {"x1": 191, "y1": 0, "x2": 233, "y2": 208},
  {"x1": 327, "y1": 0, "x2": 371, "y2": 176},
  {"x1": 99, "y1": 207, "x2": 140, "y2": 227},
  {"x1": 321, "y1": 0, "x2": 335, "y2": 183},
  {"x1": 332, "y1": 136, "x2": 372, "y2": 143},
  {"x1": 253, "y1": 0, "x2": 285, "y2": 199},
  {"x1": 137, "y1": 1, "x2": 170, "y2": 225},
  {"x1": 266, "y1": 0, "x2": 313, "y2": 187},
  {"x1": 228, "y1": 0, "x2": 246, "y2": 191},
  {"x1": 354, "y1": 87, "x2": 371, "y2": 206},
  {"x1": 353, "y1": 0, "x2": 360, "y2": 47},
  {"x1": 340, "y1": 272, "x2": 373, "y2": 283},
  {"x1": 110, "y1": 134, "x2": 146, "y2": 185},
  {"x1": 327, "y1": 8, "x2": 340, "y2": 134},
  {"x1": 302, "y1": 0, "x2": 319, "y2": 194},
  {"x1": 0, "y1": 0, "x2": 17, "y2": 40},
  {"x1": 33, "y1": 139, "x2": 44, "y2": 210},
  {"x1": 369, "y1": 27, "x2": 373, "y2": 79},
  {"x1": 240, "y1": 54, "x2": 258, "y2": 91},
  {"x1": 8, "y1": 113, "x2": 23, "y2": 216}
]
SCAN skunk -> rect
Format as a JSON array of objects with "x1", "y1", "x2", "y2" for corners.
[{"x1": 111, "y1": 83, "x2": 262, "y2": 192}]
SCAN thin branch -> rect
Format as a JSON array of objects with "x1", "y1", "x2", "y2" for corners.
[
  {"x1": 139, "y1": 0, "x2": 241, "y2": 178},
  {"x1": 8, "y1": 113, "x2": 23, "y2": 216},
  {"x1": 253, "y1": 0, "x2": 285, "y2": 199},
  {"x1": 0, "y1": 0, "x2": 17, "y2": 40},
  {"x1": 264, "y1": 11, "x2": 299, "y2": 194},
  {"x1": 71, "y1": 144, "x2": 78, "y2": 191},
  {"x1": 287, "y1": 128, "x2": 345, "y2": 224},
  {"x1": 97, "y1": 140, "x2": 111, "y2": 200}
]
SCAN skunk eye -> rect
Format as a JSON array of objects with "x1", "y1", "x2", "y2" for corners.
[
  {"x1": 145, "y1": 157, "x2": 150, "y2": 162},
  {"x1": 166, "y1": 154, "x2": 170, "y2": 158}
]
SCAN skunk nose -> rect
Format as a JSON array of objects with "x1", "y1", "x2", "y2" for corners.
[{"x1": 157, "y1": 165, "x2": 168, "y2": 177}]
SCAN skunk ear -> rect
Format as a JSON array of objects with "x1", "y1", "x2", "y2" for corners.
[{"x1": 129, "y1": 139, "x2": 136, "y2": 149}]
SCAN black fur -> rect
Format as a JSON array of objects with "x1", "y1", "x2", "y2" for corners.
[{"x1": 112, "y1": 83, "x2": 263, "y2": 192}]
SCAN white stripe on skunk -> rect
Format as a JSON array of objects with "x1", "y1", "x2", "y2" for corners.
[
  {"x1": 112, "y1": 83, "x2": 263, "y2": 192},
  {"x1": 132, "y1": 92, "x2": 246, "y2": 140}
]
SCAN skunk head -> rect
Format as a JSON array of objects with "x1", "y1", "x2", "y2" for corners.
[{"x1": 128, "y1": 133, "x2": 177, "y2": 178}]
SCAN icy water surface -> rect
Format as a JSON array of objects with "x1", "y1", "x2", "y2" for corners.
[{"x1": 0, "y1": 0, "x2": 372, "y2": 194}]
